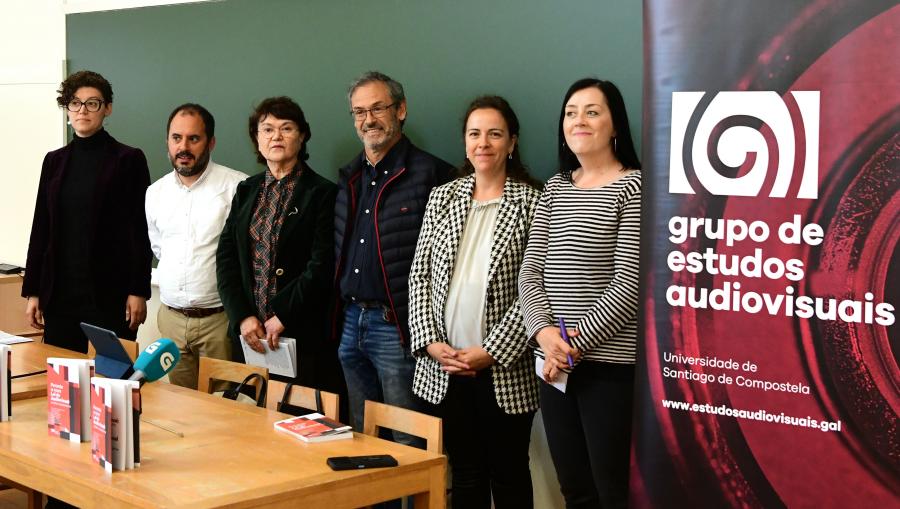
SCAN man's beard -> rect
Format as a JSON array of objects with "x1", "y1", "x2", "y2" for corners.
[
  {"x1": 172, "y1": 149, "x2": 211, "y2": 177},
  {"x1": 359, "y1": 119, "x2": 400, "y2": 153}
]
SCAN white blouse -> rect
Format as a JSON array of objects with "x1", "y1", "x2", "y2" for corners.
[{"x1": 444, "y1": 198, "x2": 501, "y2": 349}]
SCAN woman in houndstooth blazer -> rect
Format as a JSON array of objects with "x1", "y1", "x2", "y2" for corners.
[{"x1": 409, "y1": 96, "x2": 541, "y2": 509}]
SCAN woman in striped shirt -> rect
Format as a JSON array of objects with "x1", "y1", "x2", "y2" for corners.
[{"x1": 519, "y1": 78, "x2": 641, "y2": 509}]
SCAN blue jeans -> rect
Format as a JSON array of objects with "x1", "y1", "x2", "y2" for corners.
[{"x1": 338, "y1": 303, "x2": 424, "y2": 447}]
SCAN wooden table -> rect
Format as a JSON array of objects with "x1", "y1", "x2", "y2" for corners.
[
  {"x1": 0, "y1": 273, "x2": 41, "y2": 338},
  {"x1": 0, "y1": 375, "x2": 446, "y2": 508},
  {"x1": 10, "y1": 341, "x2": 87, "y2": 401}
]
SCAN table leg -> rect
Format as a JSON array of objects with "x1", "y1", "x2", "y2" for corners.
[
  {"x1": 26, "y1": 489, "x2": 43, "y2": 509},
  {"x1": 413, "y1": 462, "x2": 446, "y2": 509},
  {"x1": 0, "y1": 481, "x2": 43, "y2": 509}
]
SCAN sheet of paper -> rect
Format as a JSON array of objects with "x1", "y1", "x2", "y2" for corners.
[
  {"x1": 240, "y1": 336, "x2": 297, "y2": 378},
  {"x1": 535, "y1": 357, "x2": 568, "y2": 393},
  {"x1": 0, "y1": 331, "x2": 34, "y2": 345}
]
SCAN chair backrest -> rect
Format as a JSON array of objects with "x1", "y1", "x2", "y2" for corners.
[
  {"x1": 265, "y1": 380, "x2": 340, "y2": 420},
  {"x1": 363, "y1": 400, "x2": 443, "y2": 454},
  {"x1": 197, "y1": 357, "x2": 269, "y2": 401},
  {"x1": 87, "y1": 337, "x2": 139, "y2": 362}
]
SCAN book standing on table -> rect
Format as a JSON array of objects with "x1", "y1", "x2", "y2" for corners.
[
  {"x1": 90, "y1": 377, "x2": 140, "y2": 471},
  {"x1": 47, "y1": 358, "x2": 94, "y2": 442},
  {"x1": 0, "y1": 345, "x2": 10, "y2": 421}
]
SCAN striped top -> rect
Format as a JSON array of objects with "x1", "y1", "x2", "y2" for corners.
[{"x1": 519, "y1": 171, "x2": 641, "y2": 364}]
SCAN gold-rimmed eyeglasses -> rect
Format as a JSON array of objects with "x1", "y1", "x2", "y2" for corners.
[{"x1": 258, "y1": 125, "x2": 300, "y2": 138}]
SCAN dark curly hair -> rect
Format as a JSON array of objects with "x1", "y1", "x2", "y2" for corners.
[
  {"x1": 457, "y1": 95, "x2": 541, "y2": 189},
  {"x1": 248, "y1": 96, "x2": 312, "y2": 164},
  {"x1": 557, "y1": 78, "x2": 641, "y2": 182},
  {"x1": 56, "y1": 70, "x2": 113, "y2": 107}
]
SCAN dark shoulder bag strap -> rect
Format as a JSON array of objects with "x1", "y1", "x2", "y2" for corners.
[{"x1": 223, "y1": 373, "x2": 268, "y2": 408}]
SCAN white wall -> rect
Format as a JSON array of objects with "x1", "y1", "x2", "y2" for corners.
[
  {"x1": 0, "y1": 1, "x2": 565, "y2": 506},
  {"x1": 0, "y1": 0, "x2": 66, "y2": 267}
]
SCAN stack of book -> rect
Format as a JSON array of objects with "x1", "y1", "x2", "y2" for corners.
[
  {"x1": 0, "y1": 344, "x2": 10, "y2": 421},
  {"x1": 90, "y1": 378, "x2": 141, "y2": 472},
  {"x1": 274, "y1": 413, "x2": 353, "y2": 443},
  {"x1": 47, "y1": 358, "x2": 94, "y2": 442}
]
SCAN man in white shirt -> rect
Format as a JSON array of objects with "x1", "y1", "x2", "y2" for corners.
[{"x1": 146, "y1": 104, "x2": 247, "y2": 389}]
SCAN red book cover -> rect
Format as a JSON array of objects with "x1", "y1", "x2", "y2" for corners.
[
  {"x1": 273, "y1": 413, "x2": 352, "y2": 442},
  {"x1": 90, "y1": 381, "x2": 112, "y2": 473},
  {"x1": 47, "y1": 363, "x2": 77, "y2": 441}
]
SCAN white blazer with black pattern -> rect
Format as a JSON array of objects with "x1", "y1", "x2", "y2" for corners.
[{"x1": 409, "y1": 175, "x2": 540, "y2": 414}]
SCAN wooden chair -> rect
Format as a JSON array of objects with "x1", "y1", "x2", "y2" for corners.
[
  {"x1": 265, "y1": 380, "x2": 340, "y2": 420},
  {"x1": 87, "y1": 337, "x2": 139, "y2": 361},
  {"x1": 197, "y1": 357, "x2": 268, "y2": 402},
  {"x1": 363, "y1": 400, "x2": 443, "y2": 454}
]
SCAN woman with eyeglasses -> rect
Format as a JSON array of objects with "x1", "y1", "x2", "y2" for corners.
[
  {"x1": 408, "y1": 95, "x2": 542, "y2": 508},
  {"x1": 519, "y1": 78, "x2": 641, "y2": 509},
  {"x1": 23, "y1": 70, "x2": 152, "y2": 354},
  {"x1": 217, "y1": 96, "x2": 344, "y2": 393}
]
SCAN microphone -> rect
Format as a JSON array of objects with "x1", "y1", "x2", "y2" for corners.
[{"x1": 128, "y1": 339, "x2": 181, "y2": 383}]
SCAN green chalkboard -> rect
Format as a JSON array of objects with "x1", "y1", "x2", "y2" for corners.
[{"x1": 67, "y1": 0, "x2": 642, "y2": 183}]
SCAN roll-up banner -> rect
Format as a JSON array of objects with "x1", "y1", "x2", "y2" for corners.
[{"x1": 634, "y1": 1, "x2": 899, "y2": 507}]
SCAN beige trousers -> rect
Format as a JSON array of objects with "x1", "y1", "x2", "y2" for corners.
[{"x1": 157, "y1": 304, "x2": 231, "y2": 390}]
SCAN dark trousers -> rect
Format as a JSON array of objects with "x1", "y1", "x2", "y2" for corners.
[
  {"x1": 440, "y1": 370, "x2": 536, "y2": 509},
  {"x1": 43, "y1": 304, "x2": 136, "y2": 353},
  {"x1": 541, "y1": 361, "x2": 635, "y2": 509}
]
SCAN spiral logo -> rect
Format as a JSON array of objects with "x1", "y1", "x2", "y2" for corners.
[
  {"x1": 669, "y1": 91, "x2": 820, "y2": 199},
  {"x1": 160, "y1": 352, "x2": 175, "y2": 370}
]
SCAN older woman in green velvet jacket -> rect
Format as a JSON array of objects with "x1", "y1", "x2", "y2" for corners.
[{"x1": 216, "y1": 96, "x2": 342, "y2": 392}]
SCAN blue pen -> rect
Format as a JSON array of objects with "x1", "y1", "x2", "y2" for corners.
[{"x1": 558, "y1": 317, "x2": 575, "y2": 368}]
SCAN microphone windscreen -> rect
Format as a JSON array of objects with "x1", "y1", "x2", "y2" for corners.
[{"x1": 133, "y1": 338, "x2": 181, "y2": 382}]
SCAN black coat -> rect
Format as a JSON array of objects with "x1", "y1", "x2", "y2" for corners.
[
  {"x1": 333, "y1": 136, "x2": 452, "y2": 344},
  {"x1": 23, "y1": 130, "x2": 152, "y2": 308},
  {"x1": 217, "y1": 166, "x2": 342, "y2": 391}
]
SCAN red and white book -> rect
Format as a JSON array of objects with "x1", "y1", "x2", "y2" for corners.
[
  {"x1": 89, "y1": 377, "x2": 140, "y2": 471},
  {"x1": 90, "y1": 380, "x2": 113, "y2": 473},
  {"x1": 47, "y1": 358, "x2": 94, "y2": 442},
  {"x1": 273, "y1": 413, "x2": 352, "y2": 443}
]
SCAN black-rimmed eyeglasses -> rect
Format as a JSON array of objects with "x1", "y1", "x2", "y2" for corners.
[
  {"x1": 65, "y1": 99, "x2": 105, "y2": 112},
  {"x1": 350, "y1": 103, "x2": 397, "y2": 121}
]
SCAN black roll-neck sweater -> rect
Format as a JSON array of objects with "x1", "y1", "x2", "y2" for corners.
[{"x1": 50, "y1": 129, "x2": 111, "y2": 311}]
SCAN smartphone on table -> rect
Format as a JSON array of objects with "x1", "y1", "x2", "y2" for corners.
[{"x1": 326, "y1": 455, "x2": 398, "y2": 470}]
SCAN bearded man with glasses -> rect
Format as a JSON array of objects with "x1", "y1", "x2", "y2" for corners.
[{"x1": 333, "y1": 71, "x2": 451, "y2": 443}]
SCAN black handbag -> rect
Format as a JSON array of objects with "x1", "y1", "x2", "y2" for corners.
[
  {"x1": 221, "y1": 373, "x2": 268, "y2": 408},
  {"x1": 276, "y1": 383, "x2": 323, "y2": 416}
]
